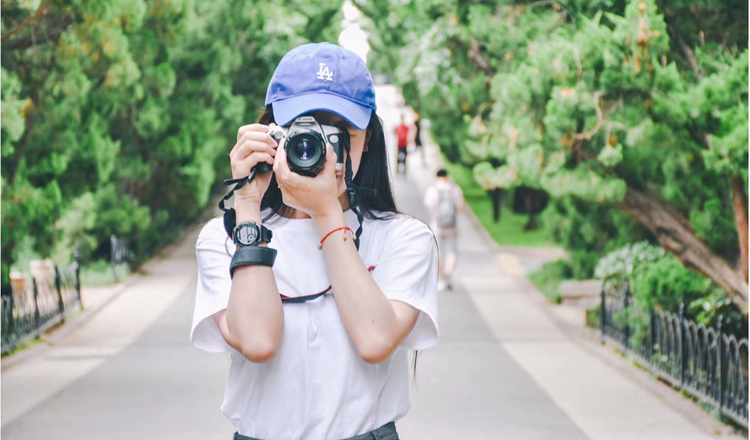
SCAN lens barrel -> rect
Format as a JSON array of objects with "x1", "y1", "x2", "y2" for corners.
[{"x1": 285, "y1": 130, "x2": 326, "y2": 175}]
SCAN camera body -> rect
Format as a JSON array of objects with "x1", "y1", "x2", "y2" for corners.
[{"x1": 263, "y1": 116, "x2": 348, "y2": 176}]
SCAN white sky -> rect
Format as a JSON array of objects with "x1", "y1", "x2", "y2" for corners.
[{"x1": 338, "y1": 0, "x2": 371, "y2": 64}]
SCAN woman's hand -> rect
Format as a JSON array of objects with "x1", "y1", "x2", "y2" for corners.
[
  {"x1": 273, "y1": 142, "x2": 341, "y2": 218},
  {"x1": 230, "y1": 124, "x2": 278, "y2": 208}
]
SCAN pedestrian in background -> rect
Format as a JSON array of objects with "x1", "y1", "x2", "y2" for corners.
[
  {"x1": 394, "y1": 115, "x2": 410, "y2": 175},
  {"x1": 413, "y1": 111, "x2": 425, "y2": 167},
  {"x1": 424, "y1": 168, "x2": 464, "y2": 291},
  {"x1": 191, "y1": 42, "x2": 438, "y2": 440}
]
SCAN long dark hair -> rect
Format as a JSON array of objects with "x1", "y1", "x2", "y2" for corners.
[{"x1": 256, "y1": 106, "x2": 399, "y2": 221}]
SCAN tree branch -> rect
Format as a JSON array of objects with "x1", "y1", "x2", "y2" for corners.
[
  {"x1": 1, "y1": 0, "x2": 54, "y2": 42},
  {"x1": 1, "y1": 15, "x2": 73, "y2": 51},
  {"x1": 666, "y1": 23, "x2": 701, "y2": 78},
  {"x1": 618, "y1": 187, "x2": 748, "y2": 312}
]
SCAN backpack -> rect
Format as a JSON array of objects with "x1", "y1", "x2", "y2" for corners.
[{"x1": 435, "y1": 186, "x2": 457, "y2": 228}]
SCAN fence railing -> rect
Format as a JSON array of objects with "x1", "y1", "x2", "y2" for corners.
[
  {"x1": 598, "y1": 283, "x2": 748, "y2": 428},
  {"x1": 111, "y1": 235, "x2": 129, "y2": 283},
  {"x1": 1, "y1": 257, "x2": 82, "y2": 354}
]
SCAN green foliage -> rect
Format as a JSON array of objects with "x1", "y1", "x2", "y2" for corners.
[
  {"x1": 528, "y1": 260, "x2": 570, "y2": 303},
  {"x1": 595, "y1": 242, "x2": 744, "y2": 333},
  {"x1": 361, "y1": 0, "x2": 748, "y2": 297},
  {"x1": 443, "y1": 154, "x2": 553, "y2": 247},
  {"x1": 1, "y1": 0, "x2": 343, "y2": 288}
]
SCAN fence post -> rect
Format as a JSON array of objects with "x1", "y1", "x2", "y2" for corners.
[
  {"x1": 111, "y1": 235, "x2": 118, "y2": 283},
  {"x1": 74, "y1": 252, "x2": 83, "y2": 310},
  {"x1": 624, "y1": 284, "x2": 631, "y2": 354},
  {"x1": 716, "y1": 315, "x2": 724, "y2": 416},
  {"x1": 32, "y1": 277, "x2": 41, "y2": 333},
  {"x1": 600, "y1": 285, "x2": 606, "y2": 344},
  {"x1": 679, "y1": 303, "x2": 686, "y2": 388},
  {"x1": 649, "y1": 307, "x2": 656, "y2": 370},
  {"x1": 54, "y1": 265, "x2": 65, "y2": 323}
]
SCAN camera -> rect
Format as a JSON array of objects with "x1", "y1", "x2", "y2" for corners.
[{"x1": 262, "y1": 116, "x2": 349, "y2": 176}]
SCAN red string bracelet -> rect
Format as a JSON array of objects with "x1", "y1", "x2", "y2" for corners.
[{"x1": 318, "y1": 226, "x2": 355, "y2": 250}]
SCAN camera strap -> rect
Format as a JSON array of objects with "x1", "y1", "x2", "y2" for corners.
[
  {"x1": 343, "y1": 140, "x2": 377, "y2": 251},
  {"x1": 218, "y1": 168, "x2": 257, "y2": 238}
]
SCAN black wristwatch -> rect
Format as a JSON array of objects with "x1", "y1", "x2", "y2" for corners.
[{"x1": 232, "y1": 221, "x2": 273, "y2": 246}]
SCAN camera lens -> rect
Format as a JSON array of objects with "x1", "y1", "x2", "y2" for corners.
[{"x1": 295, "y1": 139, "x2": 314, "y2": 160}]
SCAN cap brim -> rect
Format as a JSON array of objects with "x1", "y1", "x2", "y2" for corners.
[{"x1": 271, "y1": 93, "x2": 372, "y2": 130}]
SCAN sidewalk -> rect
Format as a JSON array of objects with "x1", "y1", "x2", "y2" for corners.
[
  {"x1": 0, "y1": 86, "x2": 740, "y2": 440},
  {"x1": 377, "y1": 84, "x2": 737, "y2": 440}
]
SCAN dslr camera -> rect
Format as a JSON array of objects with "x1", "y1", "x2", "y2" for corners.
[{"x1": 263, "y1": 116, "x2": 348, "y2": 176}]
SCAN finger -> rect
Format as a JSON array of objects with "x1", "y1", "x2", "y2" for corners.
[
  {"x1": 238, "y1": 131, "x2": 278, "y2": 151},
  {"x1": 231, "y1": 141, "x2": 277, "y2": 161},
  {"x1": 320, "y1": 143, "x2": 337, "y2": 178},
  {"x1": 233, "y1": 152, "x2": 274, "y2": 178},
  {"x1": 236, "y1": 123, "x2": 270, "y2": 142},
  {"x1": 273, "y1": 143, "x2": 290, "y2": 181}
]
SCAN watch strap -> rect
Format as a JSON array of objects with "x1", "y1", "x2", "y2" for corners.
[
  {"x1": 230, "y1": 246, "x2": 277, "y2": 278},
  {"x1": 259, "y1": 225, "x2": 273, "y2": 244}
]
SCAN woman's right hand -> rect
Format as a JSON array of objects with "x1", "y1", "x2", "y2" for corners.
[{"x1": 230, "y1": 123, "x2": 278, "y2": 208}]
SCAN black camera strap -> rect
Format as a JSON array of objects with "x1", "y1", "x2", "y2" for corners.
[
  {"x1": 343, "y1": 140, "x2": 377, "y2": 251},
  {"x1": 218, "y1": 168, "x2": 257, "y2": 238}
]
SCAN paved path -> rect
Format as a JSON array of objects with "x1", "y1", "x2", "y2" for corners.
[{"x1": 0, "y1": 85, "x2": 725, "y2": 440}]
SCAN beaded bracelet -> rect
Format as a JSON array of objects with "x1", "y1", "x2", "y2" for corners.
[{"x1": 318, "y1": 226, "x2": 356, "y2": 250}]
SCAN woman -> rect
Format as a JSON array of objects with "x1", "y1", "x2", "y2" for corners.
[{"x1": 191, "y1": 43, "x2": 438, "y2": 440}]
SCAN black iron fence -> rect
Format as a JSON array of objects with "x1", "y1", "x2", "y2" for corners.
[
  {"x1": 1, "y1": 257, "x2": 82, "y2": 354},
  {"x1": 598, "y1": 284, "x2": 748, "y2": 428}
]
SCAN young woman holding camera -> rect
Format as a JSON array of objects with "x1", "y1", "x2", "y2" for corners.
[{"x1": 191, "y1": 43, "x2": 438, "y2": 440}]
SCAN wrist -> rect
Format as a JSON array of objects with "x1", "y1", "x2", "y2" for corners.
[
  {"x1": 235, "y1": 199, "x2": 262, "y2": 224},
  {"x1": 314, "y1": 207, "x2": 346, "y2": 236}
]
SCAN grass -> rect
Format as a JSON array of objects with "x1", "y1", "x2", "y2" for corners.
[
  {"x1": 441, "y1": 157, "x2": 554, "y2": 247},
  {"x1": 1, "y1": 336, "x2": 45, "y2": 358},
  {"x1": 527, "y1": 260, "x2": 569, "y2": 304},
  {"x1": 80, "y1": 260, "x2": 131, "y2": 286}
]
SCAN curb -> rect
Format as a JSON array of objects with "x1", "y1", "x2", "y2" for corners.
[
  {"x1": 1, "y1": 281, "x2": 128, "y2": 371},
  {"x1": 516, "y1": 274, "x2": 744, "y2": 439},
  {"x1": 1, "y1": 222, "x2": 204, "y2": 372},
  {"x1": 418, "y1": 129, "x2": 742, "y2": 438}
]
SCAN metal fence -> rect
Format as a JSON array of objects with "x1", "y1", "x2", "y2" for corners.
[
  {"x1": 111, "y1": 235, "x2": 129, "y2": 283},
  {"x1": 1, "y1": 257, "x2": 82, "y2": 354},
  {"x1": 599, "y1": 283, "x2": 748, "y2": 428}
]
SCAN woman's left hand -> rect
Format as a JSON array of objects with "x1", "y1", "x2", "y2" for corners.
[{"x1": 273, "y1": 142, "x2": 341, "y2": 218}]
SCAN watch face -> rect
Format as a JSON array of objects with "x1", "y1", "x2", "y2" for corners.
[{"x1": 237, "y1": 223, "x2": 259, "y2": 245}]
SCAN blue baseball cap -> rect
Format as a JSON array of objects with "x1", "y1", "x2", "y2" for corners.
[{"x1": 265, "y1": 42, "x2": 377, "y2": 130}]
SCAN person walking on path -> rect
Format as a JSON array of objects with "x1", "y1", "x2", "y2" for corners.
[
  {"x1": 190, "y1": 42, "x2": 438, "y2": 440},
  {"x1": 413, "y1": 112, "x2": 425, "y2": 168},
  {"x1": 394, "y1": 115, "x2": 410, "y2": 175},
  {"x1": 424, "y1": 169, "x2": 464, "y2": 291}
]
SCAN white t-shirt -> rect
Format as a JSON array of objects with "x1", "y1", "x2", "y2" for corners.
[{"x1": 190, "y1": 209, "x2": 439, "y2": 439}]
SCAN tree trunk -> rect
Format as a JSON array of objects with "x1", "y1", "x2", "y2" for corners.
[
  {"x1": 731, "y1": 176, "x2": 748, "y2": 281},
  {"x1": 617, "y1": 187, "x2": 748, "y2": 313}
]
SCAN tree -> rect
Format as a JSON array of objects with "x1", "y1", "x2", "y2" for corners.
[
  {"x1": 361, "y1": 0, "x2": 749, "y2": 311},
  {"x1": 1, "y1": 0, "x2": 343, "y2": 294}
]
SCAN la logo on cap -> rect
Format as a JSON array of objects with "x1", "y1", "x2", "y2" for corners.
[{"x1": 316, "y1": 62, "x2": 333, "y2": 82}]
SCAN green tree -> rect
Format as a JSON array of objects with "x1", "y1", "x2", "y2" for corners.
[
  {"x1": 1, "y1": 0, "x2": 343, "y2": 294},
  {"x1": 361, "y1": 0, "x2": 748, "y2": 311}
]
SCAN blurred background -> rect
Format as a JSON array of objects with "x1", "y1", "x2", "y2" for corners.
[{"x1": 1, "y1": 0, "x2": 748, "y2": 439}]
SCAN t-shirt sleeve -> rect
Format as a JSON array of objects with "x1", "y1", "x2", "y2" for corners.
[
  {"x1": 190, "y1": 218, "x2": 233, "y2": 353},
  {"x1": 372, "y1": 218, "x2": 439, "y2": 350}
]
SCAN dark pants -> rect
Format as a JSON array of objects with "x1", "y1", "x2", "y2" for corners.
[{"x1": 233, "y1": 421, "x2": 399, "y2": 440}]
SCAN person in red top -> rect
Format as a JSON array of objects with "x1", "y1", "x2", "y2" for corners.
[{"x1": 394, "y1": 115, "x2": 410, "y2": 175}]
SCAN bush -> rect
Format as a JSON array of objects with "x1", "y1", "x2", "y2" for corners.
[{"x1": 595, "y1": 242, "x2": 746, "y2": 336}]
